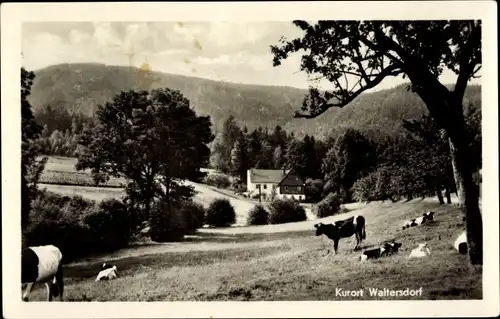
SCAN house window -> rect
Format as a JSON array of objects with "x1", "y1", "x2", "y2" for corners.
[
  {"x1": 297, "y1": 186, "x2": 302, "y2": 191},
  {"x1": 256, "y1": 184, "x2": 261, "y2": 189},
  {"x1": 263, "y1": 184, "x2": 267, "y2": 189}
]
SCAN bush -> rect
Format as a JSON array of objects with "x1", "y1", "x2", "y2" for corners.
[
  {"x1": 229, "y1": 180, "x2": 246, "y2": 193},
  {"x1": 247, "y1": 205, "x2": 269, "y2": 225},
  {"x1": 24, "y1": 191, "x2": 136, "y2": 261},
  {"x1": 181, "y1": 201, "x2": 206, "y2": 234},
  {"x1": 268, "y1": 199, "x2": 307, "y2": 224},
  {"x1": 203, "y1": 173, "x2": 231, "y2": 189},
  {"x1": 83, "y1": 199, "x2": 134, "y2": 252},
  {"x1": 205, "y1": 198, "x2": 236, "y2": 227},
  {"x1": 316, "y1": 192, "x2": 342, "y2": 218},
  {"x1": 305, "y1": 178, "x2": 325, "y2": 203},
  {"x1": 149, "y1": 200, "x2": 188, "y2": 242}
]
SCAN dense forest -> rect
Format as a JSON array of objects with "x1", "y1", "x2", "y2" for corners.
[{"x1": 30, "y1": 63, "x2": 480, "y2": 142}]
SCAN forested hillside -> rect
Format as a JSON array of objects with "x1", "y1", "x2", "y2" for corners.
[{"x1": 29, "y1": 63, "x2": 481, "y2": 141}]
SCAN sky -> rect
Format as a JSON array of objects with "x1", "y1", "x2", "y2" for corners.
[{"x1": 22, "y1": 21, "x2": 478, "y2": 91}]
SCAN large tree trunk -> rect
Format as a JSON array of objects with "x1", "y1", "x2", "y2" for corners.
[
  {"x1": 404, "y1": 68, "x2": 482, "y2": 265},
  {"x1": 448, "y1": 134, "x2": 482, "y2": 265}
]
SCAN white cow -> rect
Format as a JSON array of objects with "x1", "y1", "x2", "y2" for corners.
[
  {"x1": 454, "y1": 231, "x2": 468, "y2": 254},
  {"x1": 96, "y1": 264, "x2": 118, "y2": 281},
  {"x1": 408, "y1": 243, "x2": 432, "y2": 258},
  {"x1": 22, "y1": 245, "x2": 64, "y2": 302}
]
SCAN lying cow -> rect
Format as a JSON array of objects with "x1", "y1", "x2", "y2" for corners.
[
  {"x1": 454, "y1": 231, "x2": 468, "y2": 254},
  {"x1": 408, "y1": 243, "x2": 432, "y2": 258},
  {"x1": 314, "y1": 215, "x2": 366, "y2": 255},
  {"x1": 22, "y1": 245, "x2": 64, "y2": 302},
  {"x1": 96, "y1": 263, "x2": 118, "y2": 281},
  {"x1": 382, "y1": 242, "x2": 402, "y2": 256},
  {"x1": 402, "y1": 219, "x2": 418, "y2": 230},
  {"x1": 360, "y1": 241, "x2": 402, "y2": 261}
]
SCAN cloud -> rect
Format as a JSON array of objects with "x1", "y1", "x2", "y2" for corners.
[
  {"x1": 69, "y1": 29, "x2": 91, "y2": 45},
  {"x1": 92, "y1": 22, "x2": 123, "y2": 50}
]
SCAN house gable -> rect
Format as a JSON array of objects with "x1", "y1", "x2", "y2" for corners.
[
  {"x1": 278, "y1": 170, "x2": 304, "y2": 187},
  {"x1": 248, "y1": 169, "x2": 289, "y2": 184}
]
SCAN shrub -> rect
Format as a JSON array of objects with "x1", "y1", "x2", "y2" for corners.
[
  {"x1": 149, "y1": 200, "x2": 188, "y2": 242},
  {"x1": 316, "y1": 192, "x2": 342, "y2": 218},
  {"x1": 181, "y1": 201, "x2": 206, "y2": 234},
  {"x1": 247, "y1": 205, "x2": 269, "y2": 225},
  {"x1": 205, "y1": 198, "x2": 236, "y2": 227},
  {"x1": 203, "y1": 173, "x2": 231, "y2": 189},
  {"x1": 305, "y1": 178, "x2": 325, "y2": 203},
  {"x1": 83, "y1": 199, "x2": 134, "y2": 251},
  {"x1": 25, "y1": 191, "x2": 135, "y2": 261},
  {"x1": 229, "y1": 180, "x2": 246, "y2": 193},
  {"x1": 268, "y1": 199, "x2": 307, "y2": 224}
]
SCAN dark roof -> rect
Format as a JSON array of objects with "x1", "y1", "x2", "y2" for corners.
[
  {"x1": 248, "y1": 169, "x2": 290, "y2": 184},
  {"x1": 278, "y1": 170, "x2": 305, "y2": 186}
]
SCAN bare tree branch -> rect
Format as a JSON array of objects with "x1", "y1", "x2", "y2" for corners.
[{"x1": 295, "y1": 64, "x2": 402, "y2": 119}]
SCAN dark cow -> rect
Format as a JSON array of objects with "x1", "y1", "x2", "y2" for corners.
[
  {"x1": 423, "y1": 211, "x2": 435, "y2": 222},
  {"x1": 314, "y1": 215, "x2": 366, "y2": 255},
  {"x1": 22, "y1": 245, "x2": 64, "y2": 302},
  {"x1": 381, "y1": 242, "x2": 402, "y2": 256},
  {"x1": 360, "y1": 247, "x2": 385, "y2": 261}
]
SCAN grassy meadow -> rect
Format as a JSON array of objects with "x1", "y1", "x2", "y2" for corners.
[{"x1": 28, "y1": 159, "x2": 482, "y2": 301}]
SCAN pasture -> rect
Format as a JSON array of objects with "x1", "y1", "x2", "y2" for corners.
[
  {"x1": 28, "y1": 156, "x2": 481, "y2": 301},
  {"x1": 25, "y1": 197, "x2": 481, "y2": 301}
]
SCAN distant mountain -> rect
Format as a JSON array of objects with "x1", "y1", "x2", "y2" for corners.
[{"x1": 29, "y1": 63, "x2": 481, "y2": 139}]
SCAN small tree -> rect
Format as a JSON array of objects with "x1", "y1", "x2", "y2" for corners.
[
  {"x1": 268, "y1": 198, "x2": 307, "y2": 224},
  {"x1": 316, "y1": 193, "x2": 342, "y2": 218},
  {"x1": 205, "y1": 198, "x2": 236, "y2": 227},
  {"x1": 247, "y1": 205, "x2": 269, "y2": 225}
]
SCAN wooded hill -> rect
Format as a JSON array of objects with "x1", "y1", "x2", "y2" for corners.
[{"x1": 29, "y1": 63, "x2": 481, "y2": 140}]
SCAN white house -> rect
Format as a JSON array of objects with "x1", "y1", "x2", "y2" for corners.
[{"x1": 246, "y1": 168, "x2": 306, "y2": 201}]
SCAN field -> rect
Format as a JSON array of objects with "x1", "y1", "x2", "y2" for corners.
[{"x1": 28, "y1": 156, "x2": 481, "y2": 301}]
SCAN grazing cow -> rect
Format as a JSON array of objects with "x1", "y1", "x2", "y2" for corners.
[
  {"x1": 402, "y1": 219, "x2": 418, "y2": 230},
  {"x1": 96, "y1": 263, "x2": 118, "y2": 281},
  {"x1": 408, "y1": 243, "x2": 432, "y2": 258},
  {"x1": 382, "y1": 242, "x2": 402, "y2": 256},
  {"x1": 360, "y1": 246, "x2": 386, "y2": 261},
  {"x1": 454, "y1": 231, "x2": 468, "y2": 254},
  {"x1": 314, "y1": 215, "x2": 366, "y2": 255},
  {"x1": 22, "y1": 245, "x2": 64, "y2": 302}
]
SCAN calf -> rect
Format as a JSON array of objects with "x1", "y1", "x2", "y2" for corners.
[
  {"x1": 408, "y1": 243, "x2": 432, "y2": 258},
  {"x1": 314, "y1": 215, "x2": 366, "y2": 255},
  {"x1": 360, "y1": 246, "x2": 386, "y2": 261},
  {"x1": 22, "y1": 245, "x2": 64, "y2": 302},
  {"x1": 454, "y1": 231, "x2": 468, "y2": 254},
  {"x1": 96, "y1": 263, "x2": 118, "y2": 281}
]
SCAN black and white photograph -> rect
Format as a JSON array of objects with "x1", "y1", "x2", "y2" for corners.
[{"x1": 2, "y1": 1, "x2": 499, "y2": 318}]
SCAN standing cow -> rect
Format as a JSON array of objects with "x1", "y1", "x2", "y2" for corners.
[
  {"x1": 314, "y1": 215, "x2": 366, "y2": 255},
  {"x1": 22, "y1": 245, "x2": 64, "y2": 302}
]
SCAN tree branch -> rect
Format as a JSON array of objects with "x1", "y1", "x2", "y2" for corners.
[
  {"x1": 295, "y1": 64, "x2": 402, "y2": 119},
  {"x1": 454, "y1": 22, "x2": 481, "y2": 101}
]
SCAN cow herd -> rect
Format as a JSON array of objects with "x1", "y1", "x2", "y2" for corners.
[{"x1": 314, "y1": 210, "x2": 468, "y2": 262}]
